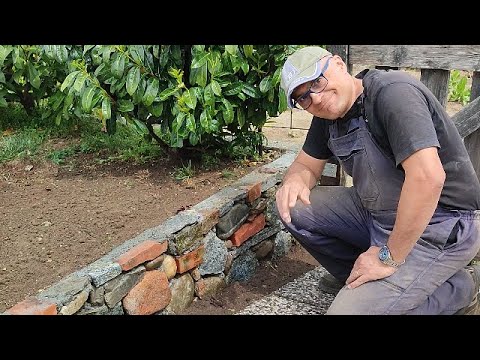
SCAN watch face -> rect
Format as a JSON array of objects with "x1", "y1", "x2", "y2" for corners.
[{"x1": 379, "y1": 246, "x2": 389, "y2": 261}]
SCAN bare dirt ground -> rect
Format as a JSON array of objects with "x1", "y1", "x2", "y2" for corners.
[{"x1": 0, "y1": 69, "x2": 464, "y2": 314}]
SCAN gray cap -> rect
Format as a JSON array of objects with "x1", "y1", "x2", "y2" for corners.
[{"x1": 280, "y1": 47, "x2": 332, "y2": 108}]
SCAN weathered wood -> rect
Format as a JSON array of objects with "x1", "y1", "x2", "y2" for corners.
[
  {"x1": 471, "y1": 71, "x2": 480, "y2": 101},
  {"x1": 452, "y1": 95, "x2": 480, "y2": 138},
  {"x1": 326, "y1": 45, "x2": 352, "y2": 74},
  {"x1": 326, "y1": 45, "x2": 348, "y2": 62},
  {"x1": 349, "y1": 45, "x2": 480, "y2": 71},
  {"x1": 464, "y1": 131, "x2": 480, "y2": 180},
  {"x1": 420, "y1": 69, "x2": 450, "y2": 108}
]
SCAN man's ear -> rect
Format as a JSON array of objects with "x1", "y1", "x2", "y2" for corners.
[{"x1": 333, "y1": 54, "x2": 347, "y2": 72}]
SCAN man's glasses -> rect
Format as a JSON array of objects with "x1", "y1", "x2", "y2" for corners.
[{"x1": 293, "y1": 56, "x2": 332, "y2": 110}]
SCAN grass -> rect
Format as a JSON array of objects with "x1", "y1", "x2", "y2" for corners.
[{"x1": 0, "y1": 103, "x2": 164, "y2": 166}]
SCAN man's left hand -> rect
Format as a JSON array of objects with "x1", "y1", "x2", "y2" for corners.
[{"x1": 346, "y1": 246, "x2": 397, "y2": 289}]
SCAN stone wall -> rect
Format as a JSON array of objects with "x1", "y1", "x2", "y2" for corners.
[{"x1": 2, "y1": 151, "x2": 299, "y2": 315}]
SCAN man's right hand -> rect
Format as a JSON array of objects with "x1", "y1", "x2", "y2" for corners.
[{"x1": 275, "y1": 181, "x2": 312, "y2": 223}]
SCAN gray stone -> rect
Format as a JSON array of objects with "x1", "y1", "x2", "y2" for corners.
[
  {"x1": 272, "y1": 231, "x2": 293, "y2": 261},
  {"x1": 216, "y1": 203, "x2": 249, "y2": 240},
  {"x1": 89, "y1": 287, "x2": 105, "y2": 306},
  {"x1": 88, "y1": 262, "x2": 123, "y2": 287},
  {"x1": 104, "y1": 266, "x2": 145, "y2": 308},
  {"x1": 60, "y1": 288, "x2": 90, "y2": 315},
  {"x1": 195, "y1": 275, "x2": 226, "y2": 299},
  {"x1": 226, "y1": 250, "x2": 259, "y2": 284},
  {"x1": 37, "y1": 274, "x2": 90, "y2": 307},
  {"x1": 199, "y1": 232, "x2": 227, "y2": 276},
  {"x1": 252, "y1": 240, "x2": 274, "y2": 259},
  {"x1": 164, "y1": 273, "x2": 195, "y2": 314}
]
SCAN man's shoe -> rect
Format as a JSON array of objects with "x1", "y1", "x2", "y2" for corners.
[
  {"x1": 455, "y1": 264, "x2": 480, "y2": 315},
  {"x1": 318, "y1": 272, "x2": 344, "y2": 295}
]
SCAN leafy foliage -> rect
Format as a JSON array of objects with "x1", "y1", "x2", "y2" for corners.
[
  {"x1": 0, "y1": 45, "x2": 293, "y2": 158},
  {"x1": 448, "y1": 70, "x2": 471, "y2": 105}
]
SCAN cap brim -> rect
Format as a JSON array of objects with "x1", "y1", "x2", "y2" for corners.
[{"x1": 286, "y1": 62, "x2": 323, "y2": 108}]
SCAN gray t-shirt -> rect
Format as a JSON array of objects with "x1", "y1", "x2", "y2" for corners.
[{"x1": 303, "y1": 69, "x2": 480, "y2": 210}]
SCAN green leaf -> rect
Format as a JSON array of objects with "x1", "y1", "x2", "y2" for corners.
[
  {"x1": 142, "y1": 78, "x2": 159, "y2": 106},
  {"x1": 240, "y1": 61, "x2": 249, "y2": 75},
  {"x1": 60, "y1": 71, "x2": 80, "y2": 92},
  {"x1": 203, "y1": 83, "x2": 215, "y2": 108},
  {"x1": 221, "y1": 98, "x2": 234, "y2": 124},
  {"x1": 184, "y1": 88, "x2": 197, "y2": 110},
  {"x1": 130, "y1": 45, "x2": 144, "y2": 64},
  {"x1": 223, "y1": 82, "x2": 243, "y2": 96},
  {"x1": 259, "y1": 75, "x2": 272, "y2": 93},
  {"x1": 210, "y1": 80, "x2": 222, "y2": 96},
  {"x1": 73, "y1": 73, "x2": 87, "y2": 93},
  {"x1": 200, "y1": 109, "x2": 211, "y2": 131},
  {"x1": 186, "y1": 113, "x2": 196, "y2": 132},
  {"x1": 81, "y1": 87, "x2": 96, "y2": 112},
  {"x1": 0, "y1": 97, "x2": 7, "y2": 107},
  {"x1": 237, "y1": 92, "x2": 247, "y2": 101},
  {"x1": 55, "y1": 113, "x2": 62, "y2": 126},
  {"x1": 278, "y1": 87, "x2": 287, "y2": 113},
  {"x1": 189, "y1": 132, "x2": 199, "y2": 146},
  {"x1": 83, "y1": 45, "x2": 95, "y2": 55},
  {"x1": 126, "y1": 66, "x2": 141, "y2": 96},
  {"x1": 159, "y1": 87, "x2": 177, "y2": 101},
  {"x1": 102, "y1": 98, "x2": 112, "y2": 120},
  {"x1": 118, "y1": 99, "x2": 134, "y2": 112},
  {"x1": 242, "y1": 45, "x2": 254, "y2": 59},
  {"x1": 190, "y1": 63, "x2": 207, "y2": 87},
  {"x1": 272, "y1": 67, "x2": 282, "y2": 86},
  {"x1": 112, "y1": 54, "x2": 125, "y2": 78},
  {"x1": 172, "y1": 112, "x2": 186, "y2": 133},
  {"x1": 0, "y1": 72, "x2": 4, "y2": 83},
  {"x1": 149, "y1": 102, "x2": 163, "y2": 117},
  {"x1": 242, "y1": 83, "x2": 260, "y2": 98},
  {"x1": 237, "y1": 107, "x2": 245, "y2": 127},
  {"x1": 225, "y1": 45, "x2": 238, "y2": 55},
  {"x1": 27, "y1": 63, "x2": 40, "y2": 89},
  {"x1": 191, "y1": 52, "x2": 209, "y2": 69},
  {"x1": 207, "y1": 51, "x2": 222, "y2": 76}
]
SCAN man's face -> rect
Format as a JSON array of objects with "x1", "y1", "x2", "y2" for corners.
[{"x1": 291, "y1": 55, "x2": 352, "y2": 120}]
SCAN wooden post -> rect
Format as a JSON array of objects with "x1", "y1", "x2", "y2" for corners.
[
  {"x1": 463, "y1": 72, "x2": 480, "y2": 180},
  {"x1": 420, "y1": 69, "x2": 450, "y2": 108}
]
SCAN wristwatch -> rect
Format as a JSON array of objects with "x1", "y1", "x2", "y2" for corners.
[{"x1": 378, "y1": 245, "x2": 405, "y2": 268}]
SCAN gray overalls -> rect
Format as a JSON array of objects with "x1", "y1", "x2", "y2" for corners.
[{"x1": 282, "y1": 113, "x2": 480, "y2": 314}]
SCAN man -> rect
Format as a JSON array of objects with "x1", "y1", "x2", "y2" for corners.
[{"x1": 276, "y1": 46, "x2": 480, "y2": 314}]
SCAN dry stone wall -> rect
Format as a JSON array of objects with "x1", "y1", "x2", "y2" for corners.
[{"x1": 2, "y1": 151, "x2": 299, "y2": 315}]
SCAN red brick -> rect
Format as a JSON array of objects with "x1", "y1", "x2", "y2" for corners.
[
  {"x1": 246, "y1": 182, "x2": 262, "y2": 204},
  {"x1": 230, "y1": 213, "x2": 266, "y2": 247},
  {"x1": 117, "y1": 240, "x2": 168, "y2": 271},
  {"x1": 175, "y1": 245, "x2": 205, "y2": 274},
  {"x1": 123, "y1": 270, "x2": 171, "y2": 315},
  {"x1": 5, "y1": 297, "x2": 57, "y2": 315}
]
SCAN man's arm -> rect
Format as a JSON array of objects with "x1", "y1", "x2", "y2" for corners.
[
  {"x1": 386, "y1": 146, "x2": 446, "y2": 263},
  {"x1": 276, "y1": 150, "x2": 328, "y2": 223}
]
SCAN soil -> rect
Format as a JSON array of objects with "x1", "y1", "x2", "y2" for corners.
[{"x1": 0, "y1": 94, "x2": 464, "y2": 315}]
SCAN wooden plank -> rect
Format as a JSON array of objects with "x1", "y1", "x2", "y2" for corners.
[
  {"x1": 463, "y1": 130, "x2": 480, "y2": 180},
  {"x1": 326, "y1": 45, "x2": 348, "y2": 62},
  {"x1": 326, "y1": 45, "x2": 352, "y2": 74},
  {"x1": 349, "y1": 45, "x2": 480, "y2": 71},
  {"x1": 452, "y1": 95, "x2": 480, "y2": 138},
  {"x1": 420, "y1": 69, "x2": 450, "y2": 108},
  {"x1": 471, "y1": 71, "x2": 480, "y2": 101}
]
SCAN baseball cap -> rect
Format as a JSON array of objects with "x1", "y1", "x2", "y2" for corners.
[{"x1": 280, "y1": 46, "x2": 332, "y2": 108}]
